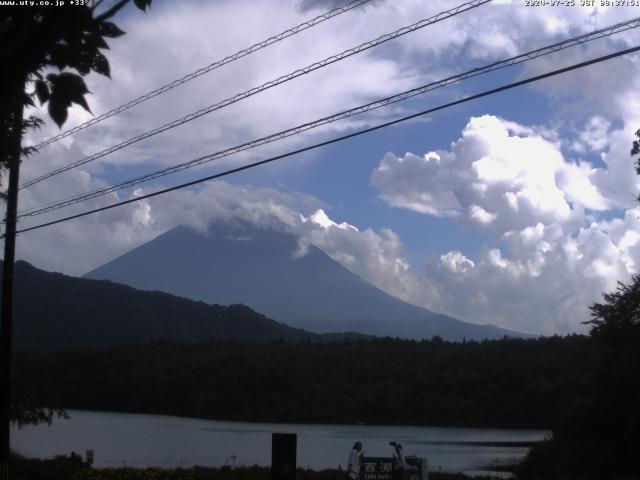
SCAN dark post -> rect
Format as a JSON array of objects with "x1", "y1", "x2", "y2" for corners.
[
  {"x1": 0, "y1": 81, "x2": 24, "y2": 480},
  {"x1": 271, "y1": 433, "x2": 297, "y2": 480}
]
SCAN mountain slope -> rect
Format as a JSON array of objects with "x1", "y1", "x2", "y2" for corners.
[
  {"x1": 3, "y1": 260, "x2": 325, "y2": 351},
  {"x1": 86, "y1": 222, "x2": 527, "y2": 340}
]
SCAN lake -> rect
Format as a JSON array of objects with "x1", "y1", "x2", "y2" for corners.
[{"x1": 11, "y1": 410, "x2": 549, "y2": 476}]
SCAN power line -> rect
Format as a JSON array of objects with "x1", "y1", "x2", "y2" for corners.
[
  {"x1": 20, "y1": 0, "x2": 492, "y2": 189},
  {"x1": 14, "y1": 45, "x2": 640, "y2": 236},
  {"x1": 31, "y1": 0, "x2": 374, "y2": 150},
  {"x1": 20, "y1": 17, "x2": 634, "y2": 216},
  {"x1": 18, "y1": 16, "x2": 640, "y2": 219}
]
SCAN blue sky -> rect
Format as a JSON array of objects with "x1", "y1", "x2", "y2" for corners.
[
  {"x1": 248, "y1": 64, "x2": 560, "y2": 267},
  {"x1": 14, "y1": 0, "x2": 640, "y2": 334}
]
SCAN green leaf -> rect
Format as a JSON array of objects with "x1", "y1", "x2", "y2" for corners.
[
  {"x1": 75, "y1": 95, "x2": 91, "y2": 113},
  {"x1": 48, "y1": 100, "x2": 69, "y2": 128},
  {"x1": 76, "y1": 49, "x2": 93, "y2": 76},
  {"x1": 49, "y1": 72, "x2": 89, "y2": 96},
  {"x1": 47, "y1": 44, "x2": 71, "y2": 70},
  {"x1": 35, "y1": 80, "x2": 50, "y2": 105},
  {"x1": 47, "y1": 73, "x2": 92, "y2": 126},
  {"x1": 62, "y1": 73, "x2": 89, "y2": 95},
  {"x1": 98, "y1": 21, "x2": 125, "y2": 38},
  {"x1": 134, "y1": 0, "x2": 152, "y2": 11},
  {"x1": 86, "y1": 33, "x2": 110, "y2": 50},
  {"x1": 92, "y1": 51, "x2": 110, "y2": 78}
]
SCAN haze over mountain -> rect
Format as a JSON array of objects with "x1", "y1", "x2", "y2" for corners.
[{"x1": 86, "y1": 222, "x2": 528, "y2": 340}]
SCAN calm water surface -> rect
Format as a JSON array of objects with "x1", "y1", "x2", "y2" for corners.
[{"x1": 12, "y1": 410, "x2": 549, "y2": 476}]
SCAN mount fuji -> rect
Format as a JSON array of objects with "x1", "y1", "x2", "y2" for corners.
[{"x1": 86, "y1": 221, "x2": 528, "y2": 340}]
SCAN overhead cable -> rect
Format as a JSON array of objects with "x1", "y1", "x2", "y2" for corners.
[
  {"x1": 31, "y1": 0, "x2": 374, "y2": 150},
  {"x1": 20, "y1": 0, "x2": 492, "y2": 189},
  {"x1": 19, "y1": 16, "x2": 640, "y2": 218},
  {"x1": 14, "y1": 44, "x2": 640, "y2": 236}
]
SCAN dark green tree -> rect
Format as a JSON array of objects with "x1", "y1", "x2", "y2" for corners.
[
  {"x1": 632, "y1": 128, "x2": 640, "y2": 178},
  {"x1": 583, "y1": 278, "x2": 640, "y2": 476},
  {"x1": 519, "y1": 278, "x2": 640, "y2": 479},
  {"x1": 0, "y1": 1, "x2": 152, "y2": 477},
  {"x1": 1, "y1": 0, "x2": 153, "y2": 165}
]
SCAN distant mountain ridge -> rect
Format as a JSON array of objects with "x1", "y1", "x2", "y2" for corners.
[
  {"x1": 86, "y1": 222, "x2": 529, "y2": 340},
  {"x1": 3, "y1": 260, "x2": 346, "y2": 351}
]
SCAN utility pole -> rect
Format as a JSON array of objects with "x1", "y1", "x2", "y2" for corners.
[
  {"x1": 0, "y1": 162, "x2": 19, "y2": 480},
  {"x1": 0, "y1": 5, "x2": 151, "y2": 477},
  {"x1": 0, "y1": 79, "x2": 25, "y2": 480}
]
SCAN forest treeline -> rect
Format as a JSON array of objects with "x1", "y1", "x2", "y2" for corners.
[{"x1": 14, "y1": 335, "x2": 592, "y2": 428}]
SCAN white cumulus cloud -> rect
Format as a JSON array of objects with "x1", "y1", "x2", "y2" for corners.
[
  {"x1": 371, "y1": 115, "x2": 606, "y2": 233},
  {"x1": 372, "y1": 114, "x2": 640, "y2": 333}
]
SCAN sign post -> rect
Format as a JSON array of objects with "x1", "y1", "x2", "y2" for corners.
[
  {"x1": 360, "y1": 456, "x2": 428, "y2": 480},
  {"x1": 271, "y1": 433, "x2": 296, "y2": 480}
]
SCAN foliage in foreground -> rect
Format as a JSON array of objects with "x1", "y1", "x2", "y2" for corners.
[
  {"x1": 80, "y1": 468, "x2": 492, "y2": 480},
  {"x1": 10, "y1": 455, "x2": 492, "y2": 480},
  {"x1": 10, "y1": 453, "x2": 87, "y2": 480},
  {"x1": 518, "y1": 276, "x2": 640, "y2": 479},
  {"x1": 2, "y1": 0, "x2": 152, "y2": 430}
]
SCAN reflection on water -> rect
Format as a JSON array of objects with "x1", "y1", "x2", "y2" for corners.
[{"x1": 12, "y1": 410, "x2": 549, "y2": 476}]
